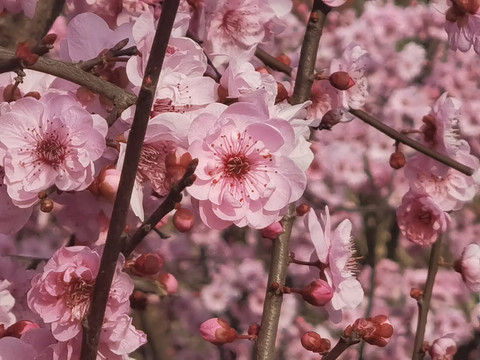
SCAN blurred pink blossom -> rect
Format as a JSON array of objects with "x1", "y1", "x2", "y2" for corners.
[
  {"x1": 429, "y1": 335, "x2": 457, "y2": 360},
  {"x1": 456, "y1": 243, "x2": 480, "y2": 292}
]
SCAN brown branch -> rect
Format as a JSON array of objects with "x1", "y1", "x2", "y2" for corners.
[
  {"x1": 322, "y1": 336, "x2": 361, "y2": 360},
  {"x1": 348, "y1": 108, "x2": 475, "y2": 176},
  {"x1": 289, "y1": 0, "x2": 331, "y2": 104},
  {"x1": 254, "y1": 47, "x2": 292, "y2": 76},
  {"x1": 412, "y1": 236, "x2": 443, "y2": 360},
  {"x1": 255, "y1": 205, "x2": 296, "y2": 360},
  {"x1": 122, "y1": 158, "x2": 198, "y2": 257},
  {"x1": 0, "y1": 47, "x2": 137, "y2": 121},
  {"x1": 80, "y1": 1, "x2": 180, "y2": 359}
]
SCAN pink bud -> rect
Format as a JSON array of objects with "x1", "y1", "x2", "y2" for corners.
[
  {"x1": 429, "y1": 336, "x2": 457, "y2": 360},
  {"x1": 173, "y1": 208, "x2": 195, "y2": 233},
  {"x1": 94, "y1": 167, "x2": 121, "y2": 203},
  {"x1": 328, "y1": 71, "x2": 355, "y2": 90},
  {"x1": 5, "y1": 321, "x2": 40, "y2": 338},
  {"x1": 301, "y1": 331, "x2": 331, "y2": 353},
  {"x1": 455, "y1": 243, "x2": 480, "y2": 292},
  {"x1": 296, "y1": 204, "x2": 310, "y2": 216},
  {"x1": 247, "y1": 324, "x2": 260, "y2": 337},
  {"x1": 200, "y1": 318, "x2": 238, "y2": 345},
  {"x1": 301, "y1": 279, "x2": 334, "y2": 306},
  {"x1": 345, "y1": 315, "x2": 394, "y2": 347},
  {"x1": 158, "y1": 273, "x2": 178, "y2": 294},
  {"x1": 389, "y1": 151, "x2": 406, "y2": 169},
  {"x1": 260, "y1": 222, "x2": 284, "y2": 240},
  {"x1": 133, "y1": 253, "x2": 164, "y2": 276}
]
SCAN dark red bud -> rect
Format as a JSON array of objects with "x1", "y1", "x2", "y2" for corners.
[
  {"x1": 329, "y1": 71, "x2": 355, "y2": 90},
  {"x1": 389, "y1": 151, "x2": 406, "y2": 169},
  {"x1": 133, "y1": 253, "x2": 164, "y2": 275}
]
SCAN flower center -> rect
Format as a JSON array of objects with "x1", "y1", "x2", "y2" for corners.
[
  {"x1": 35, "y1": 136, "x2": 67, "y2": 168},
  {"x1": 224, "y1": 153, "x2": 250, "y2": 179},
  {"x1": 222, "y1": 10, "x2": 244, "y2": 35},
  {"x1": 65, "y1": 277, "x2": 95, "y2": 320}
]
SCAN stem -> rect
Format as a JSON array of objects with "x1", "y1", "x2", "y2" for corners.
[
  {"x1": 80, "y1": 1, "x2": 180, "y2": 359},
  {"x1": 254, "y1": 48, "x2": 292, "y2": 76},
  {"x1": 348, "y1": 108, "x2": 474, "y2": 176},
  {"x1": 411, "y1": 236, "x2": 443, "y2": 360},
  {"x1": 289, "y1": 0, "x2": 331, "y2": 105},
  {"x1": 255, "y1": 205, "x2": 296, "y2": 360},
  {"x1": 0, "y1": 47, "x2": 137, "y2": 118},
  {"x1": 323, "y1": 336, "x2": 361, "y2": 360}
]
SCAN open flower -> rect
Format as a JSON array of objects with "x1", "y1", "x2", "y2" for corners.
[
  {"x1": 187, "y1": 102, "x2": 307, "y2": 229},
  {"x1": 305, "y1": 207, "x2": 364, "y2": 323},
  {"x1": 0, "y1": 94, "x2": 107, "y2": 207}
]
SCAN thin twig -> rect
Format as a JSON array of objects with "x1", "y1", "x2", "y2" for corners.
[
  {"x1": 122, "y1": 159, "x2": 198, "y2": 257},
  {"x1": 80, "y1": 1, "x2": 180, "y2": 359},
  {"x1": 289, "y1": 0, "x2": 331, "y2": 105},
  {"x1": 412, "y1": 236, "x2": 443, "y2": 360},
  {"x1": 254, "y1": 48, "x2": 292, "y2": 76},
  {"x1": 348, "y1": 108, "x2": 474, "y2": 176},
  {"x1": 322, "y1": 336, "x2": 361, "y2": 360},
  {"x1": 255, "y1": 205, "x2": 296, "y2": 360},
  {"x1": 0, "y1": 47, "x2": 137, "y2": 116}
]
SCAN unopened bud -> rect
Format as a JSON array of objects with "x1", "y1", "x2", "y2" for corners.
[
  {"x1": 24, "y1": 91, "x2": 41, "y2": 100},
  {"x1": 173, "y1": 208, "x2": 195, "y2": 232},
  {"x1": 248, "y1": 324, "x2": 260, "y2": 337},
  {"x1": 16, "y1": 41, "x2": 39, "y2": 66},
  {"x1": 133, "y1": 253, "x2": 164, "y2": 275},
  {"x1": 200, "y1": 318, "x2": 238, "y2": 345},
  {"x1": 329, "y1": 71, "x2": 355, "y2": 90},
  {"x1": 158, "y1": 272, "x2": 178, "y2": 293},
  {"x1": 301, "y1": 331, "x2": 331, "y2": 353},
  {"x1": 40, "y1": 198, "x2": 54, "y2": 213},
  {"x1": 275, "y1": 82, "x2": 289, "y2": 103},
  {"x1": 5, "y1": 321, "x2": 39, "y2": 338},
  {"x1": 429, "y1": 336, "x2": 457, "y2": 360},
  {"x1": 260, "y1": 222, "x2": 284, "y2": 240},
  {"x1": 296, "y1": 204, "x2": 310, "y2": 216},
  {"x1": 42, "y1": 33, "x2": 57, "y2": 46},
  {"x1": 301, "y1": 279, "x2": 334, "y2": 307},
  {"x1": 389, "y1": 151, "x2": 406, "y2": 169},
  {"x1": 318, "y1": 110, "x2": 341, "y2": 130},
  {"x1": 3, "y1": 84, "x2": 21, "y2": 102},
  {"x1": 345, "y1": 315, "x2": 393, "y2": 347},
  {"x1": 410, "y1": 287, "x2": 423, "y2": 300}
]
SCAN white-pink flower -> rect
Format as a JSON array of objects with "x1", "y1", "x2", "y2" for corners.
[
  {"x1": 444, "y1": 0, "x2": 480, "y2": 54},
  {"x1": 305, "y1": 207, "x2": 364, "y2": 323},
  {"x1": 0, "y1": 94, "x2": 107, "y2": 207},
  {"x1": 187, "y1": 103, "x2": 307, "y2": 229},
  {"x1": 27, "y1": 246, "x2": 133, "y2": 341},
  {"x1": 456, "y1": 243, "x2": 480, "y2": 292},
  {"x1": 396, "y1": 192, "x2": 450, "y2": 246}
]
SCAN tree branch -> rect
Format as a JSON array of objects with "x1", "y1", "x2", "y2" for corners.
[
  {"x1": 348, "y1": 108, "x2": 474, "y2": 176},
  {"x1": 289, "y1": 0, "x2": 331, "y2": 105},
  {"x1": 80, "y1": 1, "x2": 180, "y2": 359},
  {"x1": 255, "y1": 205, "x2": 296, "y2": 360},
  {"x1": 411, "y1": 236, "x2": 443, "y2": 360},
  {"x1": 0, "y1": 47, "x2": 137, "y2": 119},
  {"x1": 255, "y1": 47, "x2": 292, "y2": 76}
]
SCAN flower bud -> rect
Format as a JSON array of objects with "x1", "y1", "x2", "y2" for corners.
[
  {"x1": 345, "y1": 315, "x2": 393, "y2": 347},
  {"x1": 429, "y1": 336, "x2": 457, "y2": 360},
  {"x1": 97, "y1": 168, "x2": 121, "y2": 203},
  {"x1": 5, "y1": 321, "x2": 40, "y2": 338},
  {"x1": 277, "y1": 54, "x2": 291, "y2": 67},
  {"x1": 200, "y1": 318, "x2": 238, "y2": 345},
  {"x1": 133, "y1": 253, "x2": 164, "y2": 276},
  {"x1": 329, "y1": 71, "x2": 355, "y2": 90},
  {"x1": 301, "y1": 331, "x2": 331, "y2": 353},
  {"x1": 247, "y1": 324, "x2": 260, "y2": 337},
  {"x1": 158, "y1": 272, "x2": 178, "y2": 294},
  {"x1": 301, "y1": 279, "x2": 334, "y2": 306},
  {"x1": 173, "y1": 208, "x2": 195, "y2": 233},
  {"x1": 3, "y1": 84, "x2": 22, "y2": 102},
  {"x1": 16, "y1": 41, "x2": 39, "y2": 66},
  {"x1": 318, "y1": 110, "x2": 341, "y2": 130},
  {"x1": 260, "y1": 222, "x2": 284, "y2": 240},
  {"x1": 296, "y1": 204, "x2": 310, "y2": 216},
  {"x1": 389, "y1": 151, "x2": 406, "y2": 169},
  {"x1": 454, "y1": 243, "x2": 480, "y2": 292},
  {"x1": 40, "y1": 198, "x2": 54, "y2": 213},
  {"x1": 275, "y1": 83, "x2": 289, "y2": 103}
]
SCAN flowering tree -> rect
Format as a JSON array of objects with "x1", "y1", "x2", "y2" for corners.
[{"x1": 0, "y1": 0, "x2": 479, "y2": 359}]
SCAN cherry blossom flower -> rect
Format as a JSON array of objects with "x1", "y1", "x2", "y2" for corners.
[
  {"x1": 0, "y1": 0, "x2": 37, "y2": 18},
  {"x1": 455, "y1": 243, "x2": 480, "y2": 292},
  {"x1": 429, "y1": 335, "x2": 457, "y2": 360},
  {"x1": 444, "y1": 0, "x2": 480, "y2": 54},
  {"x1": 187, "y1": 102, "x2": 308, "y2": 229},
  {"x1": 0, "y1": 279, "x2": 16, "y2": 327},
  {"x1": 396, "y1": 191, "x2": 451, "y2": 246},
  {"x1": 27, "y1": 246, "x2": 133, "y2": 341},
  {"x1": 305, "y1": 207, "x2": 364, "y2": 323},
  {"x1": 0, "y1": 94, "x2": 107, "y2": 207}
]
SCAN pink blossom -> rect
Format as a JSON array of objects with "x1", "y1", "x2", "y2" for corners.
[
  {"x1": 444, "y1": 0, "x2": 480, "y2": 54},
  {"x1": 187, "y1": 103, "x2": 307, "y2": 229},
  {"x1": 0, "y1": 0, "x2": 37, "y2": 18},
  {"x1": 27, "y1": 246, "x2": 133, "y2": 341},
  {"x1": 305, "y1": 207, "x2": 364, "y2": 323},
  {"x1": 0, "y1": 94, "x2": 107, "y2": 207},
  {"x1": 0, "y1": 279, "x2": 16, "y2": 327},
  {"x1": 396, "y1": 192, "x2": 451, "y2": 246},
  {"x1": 429, "y1": 335, "x2": 457, "y2": 360},
  {"x1": 200, "y1": 318, "x2": 238, "y2": 345},
  {"x1": 456, "y1": 243, "x2": 480, "y2": 292}
]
